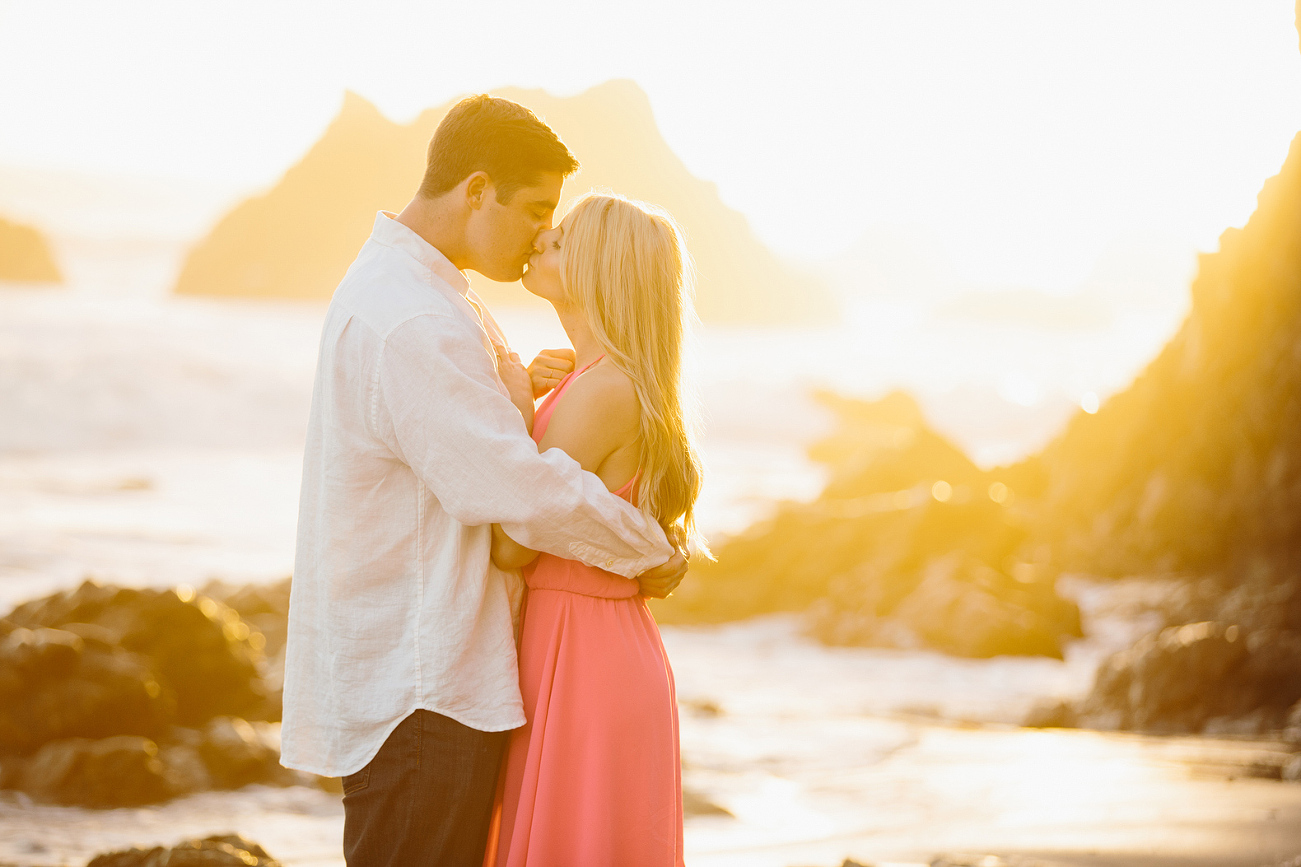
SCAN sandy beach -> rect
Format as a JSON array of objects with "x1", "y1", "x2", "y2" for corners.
[{"x1": 4, "y1": 612, "x2": 1300, "y2": 867}]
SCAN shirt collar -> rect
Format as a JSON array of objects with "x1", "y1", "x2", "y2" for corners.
[{"x1": 370, "y1": 211, "x2": 471, "y2": 296}]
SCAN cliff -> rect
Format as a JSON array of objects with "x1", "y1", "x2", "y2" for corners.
[
  {"x1": 173, "y1": 81, "x2": 832, "y2": 324},
  {"x1": 1026, "y1": 131, "x2": 1301, "y2": 593}
]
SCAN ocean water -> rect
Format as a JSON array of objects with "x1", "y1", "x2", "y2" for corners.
[{"x1": 0, "y1": 218, "x2": 1187, "y2": 602}]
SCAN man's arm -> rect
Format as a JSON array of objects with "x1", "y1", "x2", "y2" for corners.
[
  {"x1": 490, "y1": 359, "x2": 690, "y2": 596},
  {"x1": 374, "y1": 313, "x2": 673, "y2": 577}
]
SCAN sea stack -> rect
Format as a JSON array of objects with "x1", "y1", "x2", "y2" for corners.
[
  {"x1": 0, "y1": 216, "x2": 61, "y2": 283},
  {"x1": 173, "y1": 81, "x2": 831, "y2": 324}
]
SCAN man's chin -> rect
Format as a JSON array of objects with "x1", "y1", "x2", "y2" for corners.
[{"x1": 484, "y1": 264, "x2": 527, "y2": 284}]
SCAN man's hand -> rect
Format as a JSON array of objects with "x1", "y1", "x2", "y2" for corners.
[
  {"x1": 636, "y1": 548, "x2": 688, "y2": 599},
  {"x1": 528, "y1": 348, "x2": 577, "y2": 398}
]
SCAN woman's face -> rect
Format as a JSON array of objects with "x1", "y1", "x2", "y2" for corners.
[{"x1": 522, "y1": 224, "x2": 565, "y2": 304}]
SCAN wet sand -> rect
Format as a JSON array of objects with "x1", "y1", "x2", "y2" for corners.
[{"x1": 2, "y1": 722, "x2": 1297, "y2": 867}]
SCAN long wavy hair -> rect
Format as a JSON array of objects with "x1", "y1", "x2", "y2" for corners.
[{"x1": 559, "y1": 193, "x2": 708, "y2": 555}]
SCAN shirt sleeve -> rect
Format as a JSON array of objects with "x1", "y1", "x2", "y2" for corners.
[{"x1": 373, "y1": 311, "x2": 673, "y2": 578}]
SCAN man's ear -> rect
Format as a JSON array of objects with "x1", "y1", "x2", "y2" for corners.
[{"x1": 465, "y1": 172, "x2": 490, "y2": 210}]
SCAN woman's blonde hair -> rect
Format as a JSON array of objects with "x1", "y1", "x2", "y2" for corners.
[{"x1": 560, "y1": 193, "x2": 708, "y2": 555}]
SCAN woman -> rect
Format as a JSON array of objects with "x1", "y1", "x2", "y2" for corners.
[{"x1": 484, "y1": 193, "x2": 706, "y2": 867}]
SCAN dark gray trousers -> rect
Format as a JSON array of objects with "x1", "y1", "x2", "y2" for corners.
[{"x1": 342, "y1": 709, "x2": 508, "y2": 867}]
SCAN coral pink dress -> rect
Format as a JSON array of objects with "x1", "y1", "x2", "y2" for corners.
[{"x1": 485, "y1": 359, "x2": 684, "y2": 867}]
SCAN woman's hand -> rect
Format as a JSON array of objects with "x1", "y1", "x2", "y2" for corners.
[
  {"x1": 527, "y1": 348, "x2": 576, "y2": 397},
  {"x1": 495, "y1": 345, "x2": 536, "y2": 433}
]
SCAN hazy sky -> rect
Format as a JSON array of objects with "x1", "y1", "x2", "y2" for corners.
[{"x1": 2, "y1": 0, "x2": 1299, "y2": 290}]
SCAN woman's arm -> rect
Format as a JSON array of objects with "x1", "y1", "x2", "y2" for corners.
[
  {"x1": 490, "y1": 364, "x2": 641, "y2": 570},
  {"x1": 492, "y1": 523, "x2": 540, "y2": 569}
]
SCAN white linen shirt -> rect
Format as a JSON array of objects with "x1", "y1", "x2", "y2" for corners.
[{"x1": 280, "y1": 211, "x2": 673, "y2": 778}]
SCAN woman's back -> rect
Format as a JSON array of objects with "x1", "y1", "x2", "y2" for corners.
[{"x1": 523, "y1": 359, "x2": 642, "y2": 600}]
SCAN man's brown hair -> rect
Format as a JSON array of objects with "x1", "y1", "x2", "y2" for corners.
[{"x1": 418, "y1": 95, "x2": 579, "y2": 204}]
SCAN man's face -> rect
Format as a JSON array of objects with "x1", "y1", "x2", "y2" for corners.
[{"x1": 466, "y1": 171, "x2": 564, "y2": 283}]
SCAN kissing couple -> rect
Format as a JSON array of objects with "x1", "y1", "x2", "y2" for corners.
[{"x1": 279, "y1": 94, "x2": 705, "y2": 867}]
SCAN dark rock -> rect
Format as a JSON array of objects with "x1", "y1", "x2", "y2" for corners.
[
  {"x1": 203, "y1": 578, "x2": 291, "y2": 657},
  {"x1": 682, "y1": 787, "x2": 732, "y2": 817},
  {"x1": 202, "y1": 578, "x2": 291, "y2": 722},
  {"x1": 0, "y1": 626, "x2": 171, "y2": 753},
  {"x1": 5, "y1": 581, "x2": 267, "y2": 726},
  {"x1": 21, "y1": 736, "x2": 170, "y2": 807},
  {"x1": 1023, "y1": 699, "x2": 1077, "y2": 729},
  {"x1": 158, "y1": 741, "x2": 212, "y2": 794},
  {"x1": 1016, "y1": 113, "x2": 1301, "y2": 734},
  {"x1": 891, "y1": 556, "x2": 1068, "y2": 659},
  {"x1": 1075, "y1": 622, "x2": 1301, "y2": 734},
  {"x1": 808, "y1": 551, "x2": 1079, "y2": 659},
  {"x1": 0, "y1": 581, "x2": 309, "y2": 805},
  {"x1": 198, "y1": 716, "x2": 284, "y2": 789},
  {"x1": 0, "y1": 753, "x2": 24, "y2": 789},
  {"x1": 315, "y1": 774, "x2": 344, "y2": 794},
  {"x1": 681, "y1": 698, "x2": 723, "y2": 718},
  {"x1": 1284, "y1": 700, "x2": 1301, "y2": 744},
  {"x1": 656, "y1": 392, "x2": 1080, "y2": 660},
  {"x1": 86, "y1": 835, "x2": 280, "y2": 867}
]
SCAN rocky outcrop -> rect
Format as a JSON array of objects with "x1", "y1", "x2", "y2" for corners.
[
  {"x1": 20, "y1": 735, "x2": 171, "y2": 808},
  {"x1": 87, "y1": 836, "x2": 280, "y2": 867},
  {"x1": 0, "y1": 625, "x2": 171, "y2": 752},
  {"x1": 0, "y1": 216, "x2": 61, "y2": 283},
  {"x1": 1023, "y1": 127, "x2": 1301, "y2": 600},
  {"x1": 0, "y1": 580, "x2": 304, "y2": 807},
  {"x1": 201, "y1": 577, "x2": 292, "y2": 720},
  {"x1": 4, "y1": 581, "x2": 268, "y2": 725},
  {"x1": 655, "y1": 391, "x2": 1081, "y2": 659},
  {"x1": 1010, "y1": 103, "x2": 1301, "y2": 733},
  {"x1": 1071, "y1": 622, "x2": 1301, "y2": 735},
  {"x1": 173, "y1": 82, "x2": 832, "y2": 324}
]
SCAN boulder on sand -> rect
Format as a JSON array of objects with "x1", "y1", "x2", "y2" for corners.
[
  {"x1": 201, "y1": 578, "x2": 291, "y2": 721},
  {"x1": 818, "y1": 554, "x2": 1077, "y2": 659},
  {"x1": 0, "y1": 581, "x2": 300, "y2": 806},
  {"x1": 4, "y1": 581, "x2": 268, "y2": 726},
  {"x1": 657, "y1": 391, "x2": 1081, "y2": 659},
  {"x1": 197, "y1": 716, "x2": 285, "y2": 789},
  {"x1": 19, "y1": 735, "x2": 171, "y2": 808},
  {"x1": 87, "y1": 835, "x2": 280, "y2": 867},
  {"x1": 1072, "y1": 621, "x2": 1301, "y2": 734},
  {"x1": 0, "y1": 626, "x2": 171, "y2": 753}
]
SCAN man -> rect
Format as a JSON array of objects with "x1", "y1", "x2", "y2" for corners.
[{"x1": 280, "y1": 95, "x2": 688, "y2": 866}]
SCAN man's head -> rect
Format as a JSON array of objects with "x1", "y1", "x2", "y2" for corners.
[{"x1": 418, "y1": 95, "x2": 579, "y2": 282}]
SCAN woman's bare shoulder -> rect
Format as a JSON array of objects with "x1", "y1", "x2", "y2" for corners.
[
  {"x1": 539, "y1": 361, "x2": 640, "y2": 467},
  {"x1": 570, "y1": 362, "x2": 640, "y2": 427}
]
